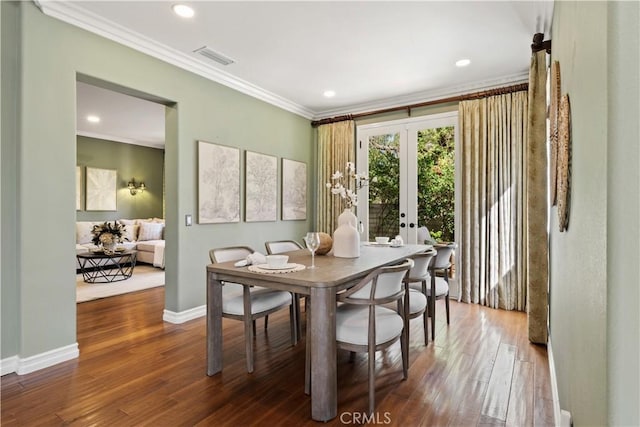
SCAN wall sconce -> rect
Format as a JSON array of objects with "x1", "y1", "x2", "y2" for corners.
[{"x1": 127, "y1": 178, "x2": 146, "y2": 195}]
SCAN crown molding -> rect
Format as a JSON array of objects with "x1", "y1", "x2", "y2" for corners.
[
  {"x1": 35, "y1": 0, "x2": 315, "y2": 120},
  {"x1": 311, "y1": 71, "x2": 530, "y2": 120},
  {"x1": 34, "y1": 1, "x2": 530, "y2": 124},
  {"x1": 77, "y1": 130, "x2": 165, "y2": 149}
]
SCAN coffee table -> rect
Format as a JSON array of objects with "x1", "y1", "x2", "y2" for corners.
[{"x1": 77, "y1": 250, "x2": 137, "y2": 283}]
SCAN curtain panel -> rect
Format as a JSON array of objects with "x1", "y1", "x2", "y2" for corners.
[
  {"x1": 316, "y1": 121, "x2": 355, "y2": 234},
  {"x1": 526, "y1": 50, "x2": 549, "y2": 344},
  {"x1": 459, "y1": 91, "x2": 528, "y2": 311}
]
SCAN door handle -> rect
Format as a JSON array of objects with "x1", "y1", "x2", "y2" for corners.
[
  {"x1": 400, "y1": 213, "x2": 406, "y2": 218},
  {"x1": 409, "y1": 223, "x2": 415, "y2": 228},
  {"x1": 400, "y1": 223, "x2": 406, "y2": 228}
]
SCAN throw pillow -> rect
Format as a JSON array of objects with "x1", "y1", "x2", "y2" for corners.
[
  {"x1": 138, "y1": 222, "x2": 164, "y2": 241},
  {"x1": 121, "y1": 224, "x2": 139, "y2": 242},
  {"x1": 76, "y1": 221, "x2": 97, "y2": 244}
]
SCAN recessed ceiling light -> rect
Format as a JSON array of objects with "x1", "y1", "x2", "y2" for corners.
[
  {"x1": 172, "y1": 4, "x2": 194, "y2": 18},
  {"x1": 86, "y1": 115, "x2": 100, "y2": 123},
  {"x1": 456, "y1": 59, "x2": 471, "y2": 67},
  {"x1": 323, "y1": 90, "x2": 336, "y2": 98}
]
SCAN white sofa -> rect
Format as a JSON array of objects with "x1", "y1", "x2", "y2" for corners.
[{"x1": 75, "y1": 218, "x2": 165, "y2": 271}]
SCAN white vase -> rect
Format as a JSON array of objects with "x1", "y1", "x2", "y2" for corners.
[
  {"x1": 333, "y1": 208, "x2": 360, "y2": 258},
  {"x1": 102, "y1": 241, "x2": 116, "y2": 254}
]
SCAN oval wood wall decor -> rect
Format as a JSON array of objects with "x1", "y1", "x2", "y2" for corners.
[
  {"x1": 557, "y1": 94, "x2": 571, "y2": 232},
  {"x1": 550, "y1": 61, "x2": 561, "y2": 206}
]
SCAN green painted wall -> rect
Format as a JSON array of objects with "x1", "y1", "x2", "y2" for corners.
[
  {"x1": 605, "y1": 2, "x2": 639, "y2": 425},
  {"x1": 550, "y1": 1, "x2": 639, "y2": 426},
  {"x1": 77, "y1": 136, "x2": 164, "y2": 221},
  {"x1": 1, "y1": 0, "x2": 21, "y2": 360},
  {"x1": 2, "y1": 2, "x2": 313, "y2": 362}
]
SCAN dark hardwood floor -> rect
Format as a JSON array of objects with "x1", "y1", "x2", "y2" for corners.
[{"x1": 1, "y1": 288, "x2": 554, "y2": 426}]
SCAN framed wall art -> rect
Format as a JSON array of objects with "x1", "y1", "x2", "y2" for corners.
[
  {"x1": 245, "y1": 151, "x2": 277, "y2": 222},
  {"x1": 198, "y1": 140, "x2": 241, "y2": 224},
  {"x1": 85, "y1": 167, "x2": 117, "y2": 211},
  {"x1": 281, "y1": 158, "x2": 307, "y2": 220}
]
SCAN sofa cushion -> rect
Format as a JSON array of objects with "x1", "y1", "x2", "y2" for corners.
[
  {"x1": 138, "y1": 222, "x2": 164, "y2": 241},
  {"x1": 136, "y1": 240, "x2": 164, "y2": 252},
  {"x1": 76, "y1": 221, "x2": 98, "y2": 244}
]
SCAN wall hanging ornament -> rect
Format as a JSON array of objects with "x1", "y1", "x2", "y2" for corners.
[
  {"x1": 557, "y1": 93, "x2": 571, "y2": 232},
  {"x1": 550, "y1": 60, "x2": 561, "y2": 206}
]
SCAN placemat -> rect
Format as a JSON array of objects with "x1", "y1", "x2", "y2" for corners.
[{"x1": 247, "y1": 263, "x2": 306, "y2": 274}]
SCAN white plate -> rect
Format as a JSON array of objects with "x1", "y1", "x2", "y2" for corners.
[
  {"x1": 256, "y1": 263, "x2": 297, "y2": 270},
  {"x1": 368, "y1": 242, "x2": 391, "y2": 246}
]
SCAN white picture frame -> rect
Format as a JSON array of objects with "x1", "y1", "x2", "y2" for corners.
[
  {"x1": 245, "y1": 151, "x2": 277, "y2": 222},
  {"x1": 198, "y1": 140, "x2": 240, "y2": 224},
  {"x1": 85, "y1": 167, "x2": 117, "y2": 211},
  {"x1": 282, "y1": 158, "x2": 307, "y2": 220}
]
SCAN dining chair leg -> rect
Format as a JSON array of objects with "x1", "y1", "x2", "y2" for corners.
[
  {"x1": 430, "y1": 296, "x2": 436, "y2": 341},
  {"x1": 444, "y1": 269, "x2": 451, "y2": 325},
  {"x1": 422, "y1": 312, "x2": 429, "y2": 345},
  {"x1": 401, "y1": 291, "x2": 409, "y2": 378},
  {"x1": 401, "y1": 328, "x2": 408, "y2": 380},
  {"x1": 445, "y1": 294, "x2": 450, "y2": 325},
  {"x1": 368, "y1": 344, "x2": 375, "y2": 415},
  {"x1": 430, "y1": 276, "x2": 437, "y2": 341}
]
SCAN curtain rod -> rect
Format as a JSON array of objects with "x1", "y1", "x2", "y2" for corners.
[
  {"x1": 531, "y1": 32, "x2": 552, "y2": 54},
  {"x1": 311, "y1": 82, "x2": 529, "y2": 127}
]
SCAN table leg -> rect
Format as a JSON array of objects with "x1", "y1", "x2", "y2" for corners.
[
  {"x1": 310, "y1": 287, "x2": 337, "y2": 421},
  {"x1": 207, "y1": 271, "x2": 223, "y2": 375}
]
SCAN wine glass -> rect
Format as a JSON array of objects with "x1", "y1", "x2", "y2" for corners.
[{"x1": 304, "y1": 232, "x2": 321, "y2": 269}]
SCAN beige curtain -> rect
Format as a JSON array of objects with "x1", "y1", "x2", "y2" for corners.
[
  {"x1": 526, "y1": 50, "x2": 549, "y2": 344},
  {"x1": 316, "y1": 121, "x2": 355, "y2": 234},
  {"x1": 459, "y1": 91, "x2": 528, "y2": 311}
]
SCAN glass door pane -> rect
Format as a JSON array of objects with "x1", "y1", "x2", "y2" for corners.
[
  {"x1": 366, "y1": 132, "x2": 400, "y2": 241},
  {"x1": 416, "y1": 126, "x2": 456, "y2": 242}
]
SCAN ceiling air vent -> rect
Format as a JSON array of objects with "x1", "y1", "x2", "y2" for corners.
[{"x1": 194, "y1": 46, "x2": 235, "y2": 66}]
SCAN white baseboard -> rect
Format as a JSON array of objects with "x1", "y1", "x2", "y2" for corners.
[
  {"x1": 163, "y1": 305, "x2": 205, "y2": 324},
  {"x1": 1, "y1": 356, "x2": 19, "y2": 376},
  {"x1": 560, "y1": 410, "x2": 572, "y2": 427},
  {"x1": 548, "y1": 338, "x2": 572, "y2": 426},
  {"x1": 1, "y1": 343, "x2": 79, "y2": 376}
]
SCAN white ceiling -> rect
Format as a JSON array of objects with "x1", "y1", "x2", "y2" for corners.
[{"x1": 45, "y1": 1, "x2": 553, "y2": 147}]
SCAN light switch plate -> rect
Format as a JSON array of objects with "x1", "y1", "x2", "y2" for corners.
[{"x1": 185, "y1": 214, "x2": 192, "y2": 226}]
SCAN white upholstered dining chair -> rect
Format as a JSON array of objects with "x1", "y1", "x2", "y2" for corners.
[
  {"x1": 264, "y1": 239, "x2": 305, "y2": 340},
  {"x1": 404, "y1": 250, "x2": 437, "y2": 345},
  {"x1": 209, "y1": 246, "x2": 297, "y2": 373},
  {"x1": 334, "y1": 259, "x2": 413, "y2": 414},
  {"x1": 405, "y1": 243, "x2": 456, "y2": 340},
  {"x1": 264, "y1": 240, "x2": 303, "y2": 255}
]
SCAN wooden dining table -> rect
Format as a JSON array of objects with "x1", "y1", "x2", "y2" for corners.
[{"x1": 206, "y1": 243, "x2": 431, "y2": 421}]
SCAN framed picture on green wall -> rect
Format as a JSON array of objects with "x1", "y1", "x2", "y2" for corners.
[
  {"x1": 245, "y1": 151, "x2": 277, "y2": 222},
  {"x1": 198, "y1": 140, "x2": 240, "y2": 224},
  {"x1": 86, "y1": 167, "x2": 117, "y2": 211},
  {"x1": 282, "y1": 158, "x2": 307, "y2": 220}
]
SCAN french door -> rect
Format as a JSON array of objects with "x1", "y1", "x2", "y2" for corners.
[{"x1": 356, "y1": 112, "x2": 459, "y2": 245}]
